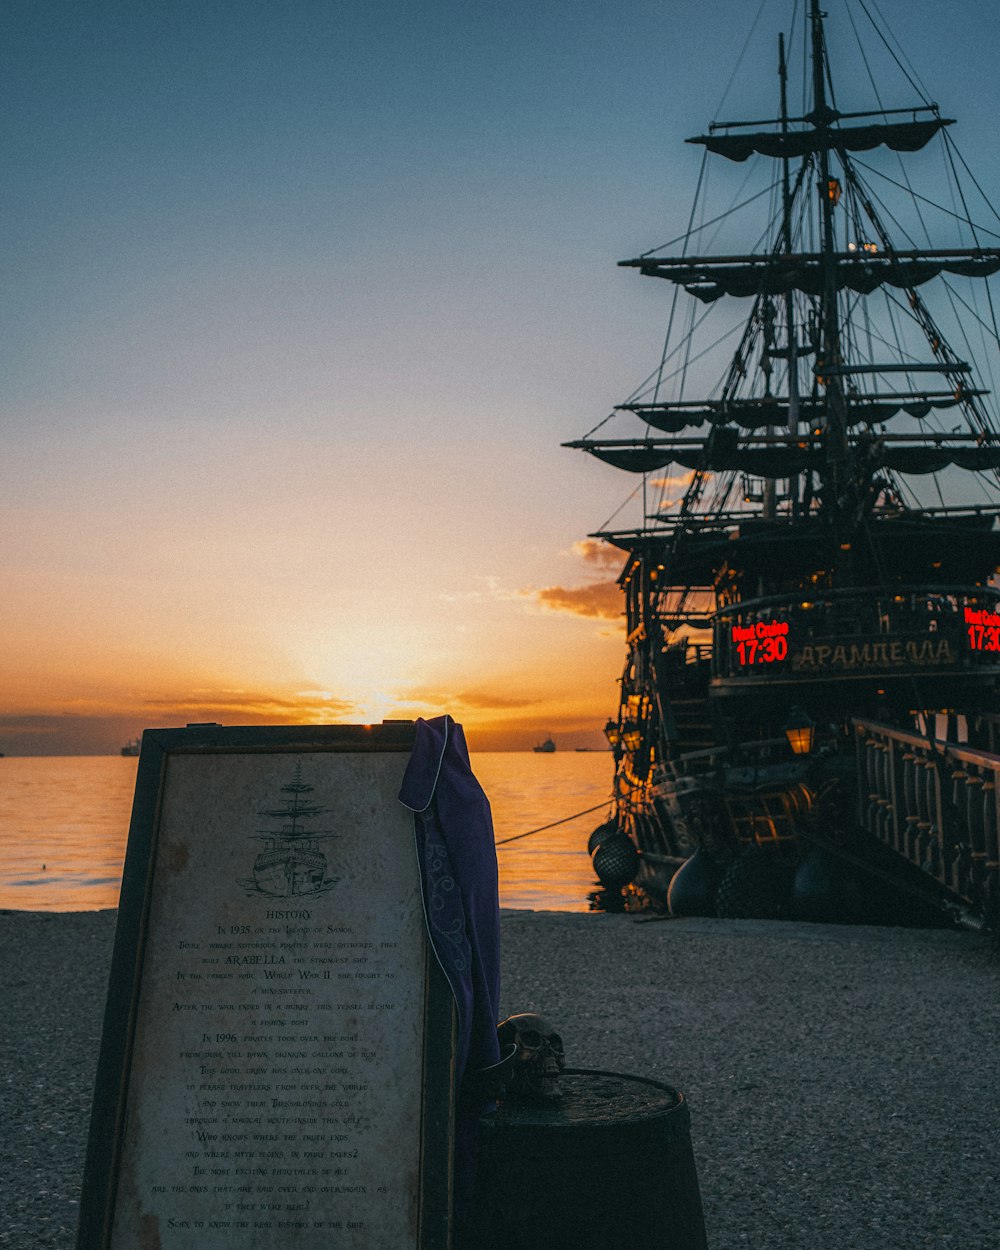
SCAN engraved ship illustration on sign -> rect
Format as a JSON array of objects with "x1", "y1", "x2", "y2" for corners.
[
  {"x1": 573, "y1": 1, "x2": 1000, "y2": 930},
  {"x1": 242, "y1": 763, "x2": 338, "y2": 897}
]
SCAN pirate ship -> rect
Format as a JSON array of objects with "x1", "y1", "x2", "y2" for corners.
[{"x1": 573, "y1": 1, "x2": 1000, "y2": 929}]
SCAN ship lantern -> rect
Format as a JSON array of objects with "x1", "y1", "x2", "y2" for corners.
[
  {"x1": 823, "y1": 177, "x2": 842, "y2": 204},
  {"x1": 784, "y1": 707, "x2": 816, "y2": 755},
  {"x1": 621, "y1": 721, "x2": 642, "y2": 752},
  {"x1": 603, "y1": 719, "x2": 621, "y2": 749}
]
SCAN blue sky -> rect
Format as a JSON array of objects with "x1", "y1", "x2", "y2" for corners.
[{"x1": 3, "y1": 0, "x2": 1000, "y2": 752}]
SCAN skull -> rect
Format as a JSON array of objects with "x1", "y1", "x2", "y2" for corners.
[{"x1": 496, "y1": 1012, "x2": 565, "y2": 1100}]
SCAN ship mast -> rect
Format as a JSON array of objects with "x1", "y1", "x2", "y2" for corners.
[
  {"x1": 810, "y1": 0, "x2": 850, "y2": 525},
  {"x1": 779, "y1": 32, "x2": 800, "y2": 520},
  {"x1": 566, "y1": 2, "x2": 1000, "y2": 537}
]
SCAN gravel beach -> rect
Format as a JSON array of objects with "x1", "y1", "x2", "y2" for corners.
[{"x1": 1, "y1": 908, "x2": 997, "y2": 1249}]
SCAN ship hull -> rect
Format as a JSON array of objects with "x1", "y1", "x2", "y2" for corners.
[{"x1": 596, "y1": 711, "x2": 1000, "y2": 932}]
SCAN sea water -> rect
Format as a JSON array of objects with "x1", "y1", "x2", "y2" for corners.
[{"x1": 0, "y1": 752, "x2": 612, "y2": 912}]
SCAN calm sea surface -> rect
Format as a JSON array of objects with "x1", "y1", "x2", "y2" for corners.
[{"x1": 0, "y1": 752, "x2": 613, "y2": 912}]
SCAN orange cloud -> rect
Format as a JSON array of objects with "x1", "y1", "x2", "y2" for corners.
[
  {"x1": 534, "y1": 581, "x2": 623, "y2": 620},
  {"x1": 648, "y1": 469, "x2": 698, "y2": 509},
  {"x1": 138, "y1": 689, "x2": 356, "y2": 719},
  {"x1": 453, "y1": 689, "x2": 543, "y2": 710},
  {"x1": 0, "y1": 686, "x2": 369, "y2": 755},
  {"x1": 570, "y1": 539, "x2": 625, "y2": 573},
  {"x1": 398, "y1": 686, "x2": 543, "y2": 712},
  {"x1": 517, "y1": 538, "x2": 627, "y2": 622},
  {"x1": 649, "y1": 470, "x2": 696, "y2": 491}
]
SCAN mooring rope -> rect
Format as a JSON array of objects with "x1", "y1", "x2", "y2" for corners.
[{"x1": 494, "y1": 800, "x2": 612, "y2": 848}]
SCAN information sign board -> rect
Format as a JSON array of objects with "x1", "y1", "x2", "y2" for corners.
[{"x1": 77, "y1": 723, "x2": 455, "y2": 1250}]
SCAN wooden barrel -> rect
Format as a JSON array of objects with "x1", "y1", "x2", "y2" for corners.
[{"x1": 461, "y1": 1068, "x2": 708, "y2": 1249}]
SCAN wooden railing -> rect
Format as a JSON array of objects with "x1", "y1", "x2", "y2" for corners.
[{"x1": 854, "y1": 719, "x2": 1000, "y2": 922}]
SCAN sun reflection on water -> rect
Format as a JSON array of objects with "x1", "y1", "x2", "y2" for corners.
[{"x1": 0, "y1": 752, "x2": 611, "y2": 912}]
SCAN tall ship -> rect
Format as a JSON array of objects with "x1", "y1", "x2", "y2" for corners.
[{"x1": 574, "y1": 1, "x2": 1000, "y2": 931}]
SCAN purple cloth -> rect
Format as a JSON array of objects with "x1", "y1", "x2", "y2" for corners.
[
  {"x1": 399, "y1": 715, "x2": 503, "y2": 1220},
  {"x1": 398, "y1": 715, "x2": 501, "y2": 1088}
]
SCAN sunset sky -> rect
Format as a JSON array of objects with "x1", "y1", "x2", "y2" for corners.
[{"x1": 5, "y1": 0, "x2": 1000, "y2": 754}]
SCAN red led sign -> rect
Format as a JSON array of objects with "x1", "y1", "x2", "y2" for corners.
[
  {"x1": 964, "y1": 605, "x2": 1000, "y2": 653},
  {"x1": 732, "y1": 620, "x2": 789, "y2": 666}
]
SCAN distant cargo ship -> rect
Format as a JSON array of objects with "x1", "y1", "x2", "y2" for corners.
[
  {"x1": 120, "y1": 738, "x2": 141, "y2": 757},
  {"x1": 532, "y1": 737, "x2": 556, "y2": 754}
]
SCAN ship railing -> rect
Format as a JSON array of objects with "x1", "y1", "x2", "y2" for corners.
[
  {"x1": 970, "y1": 711, "x2": 1000, "y2": 755},
  {"x1": 655, "y1": 735, "x2": 793, "y2": 787},
  {"x1": 658, "y1": 636, "x2": 713, "y2": 666},
  {"x1": 854, "y1": 718, "x2": 1000, "y2": 919},
  {"x1": 711, "y1": 584, "x2": 1000, "y2": 681},
  {"x1": 657, "y1": 745, "x2": 729, "y2": 783},
  {"x1": 656, "y1": 640, "x2": 713, "y2": 715}
]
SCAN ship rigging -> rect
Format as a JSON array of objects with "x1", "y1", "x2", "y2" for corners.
[{"x1": 573, "y1": 0, "x2": 1000, "y2": 930}]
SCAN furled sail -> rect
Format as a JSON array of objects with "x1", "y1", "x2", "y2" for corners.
[
  {"x1": 619, "y1": 393, "x2": 978, "y2": 433},
  {"x1": 568, "y1": 437, "x2": 1000, "y2": 477},
  {"x1": 687, "y1": 117, "x2": 952, "y2": 162},
  {"x1": 620, "y1": 251, "x2": 1000, "y2": 301}
]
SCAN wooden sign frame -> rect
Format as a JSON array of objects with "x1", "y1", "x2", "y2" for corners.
[{"x1": 78, "y1": 723, "x2": 456, "y2": 1249}]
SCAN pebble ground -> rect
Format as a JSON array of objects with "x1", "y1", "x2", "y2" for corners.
[{"x1": 1, "y1": 908, "x2": 997, "y2": 1248}]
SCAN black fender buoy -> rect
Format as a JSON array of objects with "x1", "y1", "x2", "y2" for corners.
[
  {"x1": 667, "y1": 849, "x2": 720, "y2": 918},
  {"x1": 587, "y1": 819, "x2": 619, "y2": 856},
  {"x1": 715, "y1": 846, "x2": 794, "y2": 920},
  {"x1": 791, "y1": 848, "x2": 857, "y2": 923},
  {"x1": 592, "y1": 830, "x2": 639, "y2": 888}
]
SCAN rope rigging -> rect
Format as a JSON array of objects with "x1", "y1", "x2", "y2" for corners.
[{"x1": 494, "y1": 800, "x2": 613, "y2": 847}]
